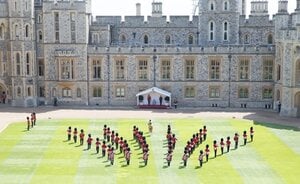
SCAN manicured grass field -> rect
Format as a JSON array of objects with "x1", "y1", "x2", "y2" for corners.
[{"x1": 0, "y1": 118, "x2": 300, "y2": 184}]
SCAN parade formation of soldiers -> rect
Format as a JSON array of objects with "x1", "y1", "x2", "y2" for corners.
[{"x1": 62, "y1": 120, "x2": 254, "y2": 168}]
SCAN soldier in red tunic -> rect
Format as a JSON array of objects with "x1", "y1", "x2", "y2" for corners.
[
  {"x1": 26, "y1": 117, "x2": 30, "y2": 131},
  {"x1": 234, "y1": 133, "x2": 239, "y2": 149},
  {"x1": 79, "y1": 129, "x2": 85, "y2": 146},
  {"x1": 199, "y1": 129, "x2": 203, "y2": 144},
  {"x1": 109, "y1": 147, "x2": 115, "y2": 165},
  {"x1": 95, "y1": 138, "x2": 100, "y2": 154},
  {"x1": 243, "y1": 131, "x2": 247, "y2": 145},
  {"x1": 111, "y1": 130, "x2": 115, "y2": 145},
  {"x1": 213, "y1": 140, "x2": 218, "y2": 158},
  {"x1": 182, "y1": 151, "x2": 189, "y2": 167},
  {"x1": 220, "y1": 138, "x2": 225, "y2": 155},
  {"x1": 203, "y1": 126, "x2": 207, "y2": 141},
  {"x1": 205, "y1": 144, "x2": 210, "y2": 162},
  {"x1": 87, "y1": 134, "x2": 93, "y2": 150},
  {"x1": 226, "y1": 136, "x2": 231, "y2": 152},
  {"x1": 103, "y1": 124, "x2": 107, "y2": 140},
  {"x1": 114, "y1": 133, "x2": 120, "y2": 149},
  {"x1": 143, "y1": 150, "x2": 149, "y2": 166},
  {"x1": 166, "y1": 150, "x2": 173, "y2": 167},
  {"x1": 102, "y1": 141, "x2": 107, "y2": 157},
  {"x1": 106, "y1": 127, "x2": 111, "y2": 142},
  {"x1": 67, "y1": 126, "x2": 72, "y2": 140},
  {"x1": 73, "y1": 128, "x2": 78, "y2": 143},
  {"x1": 125, "y1": 148, "x2": 131, "y2": 165},
  {"x1": 250, "y1": 127, "x2": 254, "y2": 142},
  {"x1": 198, "y1": 150, "x2": 205, "y2": 167}
]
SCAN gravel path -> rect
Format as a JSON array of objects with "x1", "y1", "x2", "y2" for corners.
[{"x1": 0, "y1": 106, "x2": 299, "y2": 132}]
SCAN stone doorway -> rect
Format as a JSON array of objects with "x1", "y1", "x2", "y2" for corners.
[
  {"x1": 0, "y1": 82, "x2": 8, "y2": 104},
  {"x1": 295, "y1": 92, "x2": 300, "y2": 118}
]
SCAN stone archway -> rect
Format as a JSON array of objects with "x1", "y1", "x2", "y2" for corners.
[
  {"x1": 295, "y1": 92, "x2": 300, "y2": 118},
  {"x1": 0, "y1": 82, "x2": 8, "y2": 104}
]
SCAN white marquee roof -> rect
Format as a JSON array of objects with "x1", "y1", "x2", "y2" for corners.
[{"x1": 136, "y1": 87, "x2": 171, "y2": 97}]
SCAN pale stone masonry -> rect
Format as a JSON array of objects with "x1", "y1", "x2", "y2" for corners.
[{"x1": 0, "y1": 0, "x2": 299, "y2": 117}]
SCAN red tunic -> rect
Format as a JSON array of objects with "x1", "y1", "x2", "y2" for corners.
[
  {"x1": 102, "y1": 144, "x2": 107, "y2": 150},
  {"x1": 95, "y1": 141, "x2": 100, "y2": 148},
  {"x1": 213, "y1": 143, "x2": 218, "y2": 150},
  {"x1": 80, "y1": 133, "x2": 85, "y2": 139},
  {"x1": 87, "y1": 137, "x2": 93, "y2": 144}
]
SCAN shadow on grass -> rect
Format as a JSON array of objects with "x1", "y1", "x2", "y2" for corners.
[
  {"x1": 162, "y1": 165, "x2": 169, "y2": 169},
  {"x1": 121, "y1": 164, "x2": 129, "y2": 167},
  {"x1": 139, "y1": 165, "x2": 146, "y2": 168},
  {"x1": 178, "y1": 165, "x2": 186, "y2": 169},
  {"x1": 195, "y1": 166, "x2": 201, "y2": 169}
]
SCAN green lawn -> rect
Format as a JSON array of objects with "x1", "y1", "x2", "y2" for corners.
[{"x1": 0, "y1": 118, "x2": 300, "y2": 184}]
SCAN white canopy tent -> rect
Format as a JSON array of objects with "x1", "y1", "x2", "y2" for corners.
[{"x1": 136, "y1": 87, "x2": 171, "y2": 107}]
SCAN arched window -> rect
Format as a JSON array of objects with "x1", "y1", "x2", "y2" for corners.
[
  {"x1": 244, "y1": 34, "x2": 250, "y2": 44},
  {"x1": 210, "y1": 1, "x2": 215, "y2": 10},
  {"x1": 38, "y1": 14, "x2": 42, "y2": 24},
  {"x1": 27, "y1": 87, "x2": 31, "y2": 96},
  {"x1": 15, "y1": 24, "x2": 18, "y2": 38},
  {"x1": 16, "y1": 53, "x2": 21, "y2": 75},
  {"x1": 77, "y1": 88, "x2": 81, "y2": 98},
  {"x1": 17, "y1": 87, "x2": 21, "y2": 97},
  {"x1": 38, "y1": 31, "x2": 43, "y2": 42},
  {"x1": 223, "y1": 21, "x2": 228, "y2": 41},
  {"x1": 62, "y1": 88, "x2": 72, "y2": 98},
  {"x1": 224, "y1": 1, "x2": 229, "y2": 11},
  {"x1": 267, "y1": 34, "x2": 273, "y2": 44},
  {"x1": 144, "y1": 35, "x2": 149, "y2": 44},
  {"x1": 26, "y1": 53, "x2": 30, "y2": 75},
  {"x1": 296, "y1": 60, "x2": 300, "y2": 85},
  {"x1": 209, "y1": 21, "x2": 214, "y2": 41},
  {"x1": 25, "y1": 25, "x2": 29, "y2": 38},
  {"x1": 0, "y1": 24, "x2": 4, "y2": 39},
  {"x1": 188, "y1": 34, "x2": 194, "y2": 45},
  {"x1": 165, "y1": 35, "x2": 171, "y2": 44},
  {"x1": 120, "y1": 34, "x2": 126, "y2": 43}
]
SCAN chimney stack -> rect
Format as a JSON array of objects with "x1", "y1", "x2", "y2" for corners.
[{"x1": 136, "y1": 3, "x2": 141, "y2": 16}]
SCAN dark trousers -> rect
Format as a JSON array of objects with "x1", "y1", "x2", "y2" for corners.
[
  {"x1": 227, "y1": 146, "x2": 230, "y2": 152},
  {"x1": 199, "y1": 160, "x2": 203, "y2": 167},
  {"x1": 111, "y1": 159, "x2": 114, "y2": 165},
  {"x1": 221, "y1": 147, "x2": 224, "y2": 154},
  {"x1": 235, "y1": 142, "x2": 238, "y2": 149},
  {"x1": 87, "y1": 143, "x2": 91, "y2": 150},
  {"x1": 96, "y1": 147, "x2": 99, "y2": 154},
  {"x1": 115, "y1": 143, "x2": 119, "y2": 150},
  {"x1": 167, "y1": 161, "x2": 171, "y2": 166},
  {"x1": 33, "y1": 120, "x2": 36, "y2": 126},
  {"x1": 73, "y1": 136, "x2": 77, "y2": 143},
  {"x1": 214, "y1": 150, "x2": 217, "y2": 158},
  {"x1": 27, "y1": 124, "x2": 30, "y2": 131},
  {"x1": 244, "y1": 139, "x2": 247, "y2": 145},
  {"x1": 68, "y1": 135, "x2": 71, "y2": 141},
  {"x1": 183, "y1": 160, "x2": 187, "y2": 167},
  {"x1": 102, "y1": 150, "x2": 106, "y2": 157},
  {"x1": 107, "y1": 135, "x2": 110, "y2": 142},
  {"x1": 206, "y1": 155, "x2": 209, "y2": 162},
  {"x1": 127, "y1": 159, "x2": 130, "y2": 165},
  {"x1": 204, "y1": 134, "x2": 207, "y2": 141},
  {"x1": 250, "y1": 135, "x2": 253, "y2": 142},
  {"x1": 80, "y1": 139, "x2": 84, "y2": 145},
  {"x1": 144, "y1": 159, "x2": 148, "y2": 166}
]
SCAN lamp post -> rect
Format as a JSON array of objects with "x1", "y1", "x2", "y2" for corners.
[
  {"x1": 153, "y1": 48, "x2": 157, "y2": 87},
  {"x1": 228, "y1": 54, "x2": 232, "y2": 107}
]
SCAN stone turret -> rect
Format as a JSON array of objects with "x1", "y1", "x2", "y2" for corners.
[
  {"x1": 250, "y1": 0, "x2": 268, "y2": 16},
  {"x1": 136, "y1": 3, "x2": 141, "y2": 16},
  {"x1": 278, "y1": 0, "x2": 288, "y2": 13},
  {"x1": 152, "y1": 1, "x2": 162, "y2": 17}
]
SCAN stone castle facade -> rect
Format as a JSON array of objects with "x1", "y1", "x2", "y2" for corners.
[{"x1": 0, "y1": 0, "x2": 299, "y2": 117}]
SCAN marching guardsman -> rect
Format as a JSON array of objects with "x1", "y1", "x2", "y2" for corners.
[
  {"x1": 234, "y1": 133, "x2": 239, "y2": 149},
  {"x1": 32, "y1": 112, "x2": 36, "y2": 126},
  {"x1": 220, "y1": 138, "x2": 225, "y2": 155},
  {"x1": 205, "y1": 144, "x2": 210, "y2": 162},
  {"x1": 95, "y1": 138, "x2": 100, "y2": 154},
  {"x1": 203, "y1": 126, "x2": 207, "y2": 141},
  {"x1": 87, "y1": 134, "x2": 93, "y2": 150},
  {"x1": 125, "y1": 148, "x2": 131, "y2": 165},
  {"x1": 198, "y1": 150, "x2": 205, "y2": 167},
  {"x1": 148, "y1": 120, "x2": 153, "y2": 133},
  {"x1": 182, "y1": 151, "x2": 189, "y2": 167},
  {"x1": 166, "y1": 150, "x2": 173, "y2": 167},
  {"x1": 109, "y1": 147, "x2": 115, "y2": 165},
  {"x1": 114, "y1": 133, "x2": 120, "y2": 149},
  {"x1": 243, "y1": 131, "x2": 247, "y2": 145},
  {"x1": 67, "y1": 126, "x2": 72, "y2": 141},
  {"x1": 171, "y1": 134, "x2": 177, "y2": 149},
  {"x1": 119, "y1": 137, "x2": 124, "y2": 153},
  {"x1": 106, "y1": 127, "x2": 111, "y2": 142},
  {"x1": 79, "y1": 129, "x2": 85, "y2": 146},
  {"x1": 199, "y1": 129, "x2": 203, "y2": 144},
  {"x1": 26, "y1": 117, "x2": 30, "y2": 131},
  {"x1": 213, "y1": 140, "x2": 218, "y2": 158},
  {"x1": 143, "y1": 150, "x2": 149, "y2": 166},
  {"x1": 73, "y1": 128, "x2": 78, "y2": 143},
  {"x1": 107, "y1": 145, "x2": 112, "y2": 161},
  {"x1": 103, "y1": 124, "x2": 107, "y2": 140},
  {"x1": 102, "y1": 141, "x2": 107, "y2": 157},
  {"x1": 111, "y1": 131, "x2": 115, "y2": 145},
  {"x1": 30, "y1": 114, "x2": 34, "y2": 128},
  {"x1": 226, "y1": 136, "x2": 231, "y2": 152},
  {"x1": 250, "y1": 127, "x2": 254, "y2": 142},
  {"x1": 133, "y1": 126, "x2": 137, "y2": 140}
]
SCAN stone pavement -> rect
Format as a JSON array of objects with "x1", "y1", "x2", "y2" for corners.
[{"x1": 0, "y1": 105, "x2": 299, "y2": 132}]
